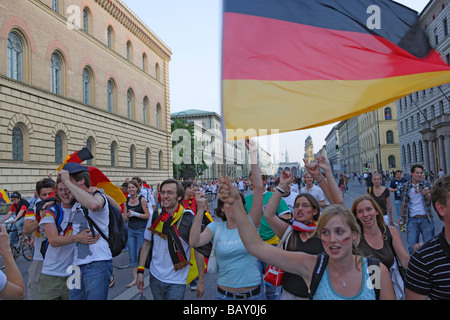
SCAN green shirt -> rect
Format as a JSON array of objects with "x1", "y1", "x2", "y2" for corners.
[{"x1": 244, "y1": 191, "x2": 290, "y2": 243}]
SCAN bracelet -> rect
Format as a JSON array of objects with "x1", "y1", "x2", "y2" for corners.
[
  {"x1": 316, "y1": 177, "x2": 325, "y2": 184},
  {"x1": 275, "y1": 186, "x2": 285, "y2": 194},
  {"x1": 137, "y1": 266, "x2": 145, "y2": 274}
]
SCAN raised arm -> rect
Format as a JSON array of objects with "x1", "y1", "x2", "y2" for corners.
[
  {"x1": 218, "y1": 176, "x2": 316, "y2": 282},
  {"x1": 246, "y1": 139, "x2": 264, "y2": 228},
  {"x1": 189, "y1": 192, "x2": 213, "y2": 248},
  {"x1": 263, "y1": 169, "x2": 292, "y2": 238}
]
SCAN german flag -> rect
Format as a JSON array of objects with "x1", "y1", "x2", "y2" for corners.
[
  {"x1": 222, "y1": 0, "x2": 450, "y2": 139},
  {"x1": 88, "y1": 166, "x2": 126, "y2": 205},
  {"x1": 57, "y1": 147, "x2": 93, "y2": 171}
]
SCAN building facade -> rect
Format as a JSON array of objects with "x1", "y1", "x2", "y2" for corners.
[
  {"x1": 397, "y1": 0, "x2": 450, "y2": 175},
  {"x1": 1, "y1": 0, "x2": 173, "y2": 195}
]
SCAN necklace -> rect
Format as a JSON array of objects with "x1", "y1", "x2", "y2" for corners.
[{"x1": 329, "y1": 265, "x2": 347, "y2": 288}]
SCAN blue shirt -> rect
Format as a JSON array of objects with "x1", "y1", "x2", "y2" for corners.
[{"x1": 208, "y1": 220, "x2": 260, "y2": 288}]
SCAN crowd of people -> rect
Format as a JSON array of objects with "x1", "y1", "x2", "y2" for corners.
[{"x1": 0, "y1": 144, "x2": 449, "y2": 300}]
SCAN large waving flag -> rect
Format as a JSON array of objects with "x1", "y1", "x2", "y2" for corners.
[
  {"x1": 0, "y1": 189, "x2": 10, "y2": 203},
  {"x1": 222, "y1": 0, "x2": 450, "y2": 139},
  {"x1": 57, "y1": 147, "x2": 93, "y2": 171}
]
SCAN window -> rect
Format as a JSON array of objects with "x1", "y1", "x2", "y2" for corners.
[
  {"x1": 110, "y1": 142, "x2": 118, "y2": 167},
  {"x1": 82, "y1": 68, "x2": 91, "y2": 105},
  {"x1": 86, "y1": 137, "x2": 95, "y2": 166},
  {"x1": 386, "y1": 130, "x2": 394, "y2": 144},
  {"x1": 388, "y1": 155, "x2": 396, "y2": 169},
  {"x1": 444, "y1": 18, "x2": 448, "y2": 37},
  {"x1": 52, "y1": 0, "x2": 59, "y2": 13},
  {"x1": 384, "y1": 107, "x2": 392, "y2": 120},
  {"x1": 7, "y1": 32, "x2": 23, "y2": 81},
  {"x1": 127, "y1": 41, "x2": 133, "y2": 62},
  {"x1": 155, "y1": 63, "x2": 160, "y2": 81},
  {"x1": 434, "y1": 28, "x2": 439, "y2": 45},
  {"x1": 107, "y1": 26, "x2": 115, "y2": 49},
  {"x1": 83, "y1": 8, "x2": 92, "y2": 34},
  {"x1": 142, "y1": 53, "x2": 148, "y2": 72},
  {"x1": 107, "y1": 79, "x2": 115, "y2": 113},
  {"x1": 55, "y1": 133, "x2": 63, "y2": 164},
  {"x1": 12, "y1": 126, "x2": 23, "y2": 161},
  {"x1": 127, "y1": 89, "x2": 134, "y2": 119},
  {"x1": 158, "y1": 150, "x2": 163, "y2": 169},
  {"x1": 146, "y1": 148, "x2": 151, "y2": 169},
  {"x1": 51, "y1": 53, "x2": 62, "y2": 95},
  {"x1": 156, "y1": 103, "x2": 161, "y2": 129},
  {"x1": 143, "y1": 97, "x2": 149, "y2": 124},
  {"x1": 130, "y1": 145, "x2": 136, "y2": 168}
]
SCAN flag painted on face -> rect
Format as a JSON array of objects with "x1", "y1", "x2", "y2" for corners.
[
  {"x1": 222, "y1": 0, "x2": 450, "y2": 138},
  {"x1": 57, "y1": 147, "x2": 94, "y2": 171}
]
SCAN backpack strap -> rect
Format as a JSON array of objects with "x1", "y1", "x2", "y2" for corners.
[
  {"x1": 309, "y1": 253, "x2": 328, "y2": 299},
  {"x1": 366, "y1": 257, "x2": 381, "y2": 300}
]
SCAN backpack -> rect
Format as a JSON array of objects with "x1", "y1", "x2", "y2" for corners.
[
  {"x1": 309, "y1": 253, "x2": 380, "y2": 300},
  {"x1": 40, "y1": 204, "x2": 64, "y2": 259},
  {"x1": 82, "y1": 193, "x2": 128, "y2": 257}
]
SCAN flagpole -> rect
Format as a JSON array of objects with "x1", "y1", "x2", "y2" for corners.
[{"x1": 220, "y1": 0, "x2": 227, "y2": 179}]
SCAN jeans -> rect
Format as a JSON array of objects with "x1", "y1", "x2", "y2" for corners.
[
  {"x1": 149, "y1": 273, "x2": 186, "y2": 300},
  {"x1": 127, "y1": 227, "x2": 146, "y2": 268},
  {"x1": 69, "y1": 260, "x2": 113, "y2": 300},
  {"x1": 10, "y1": 218, "x2": 24, "y2": 245},
  {"x1": 394, "y1": 200, "x2": 402, "y2": 223},
  {"x1": 406, "y1": 217, "x2": 435, "y2": 253}
]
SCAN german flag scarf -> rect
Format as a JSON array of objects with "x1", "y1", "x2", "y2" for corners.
[{"x1": 148, "y1": 204, "x2": 192, "y2": 271}]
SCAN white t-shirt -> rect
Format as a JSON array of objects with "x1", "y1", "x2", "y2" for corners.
[
  {"x1": 282, "y1": 191, "x2": 299, "y2": 214},
  {"x1": 408, "y1": 185, "x2": 427, "y2": 217},
  {"x1": 71, "y1": 194, "x2": 112, "y2": 265},
  {"x1": 143, "y1": 210, "x2": 193, "y2": 285},
  {"x1": 24, "y1": 199, "x2": 45, "y2": 262},
  {"x1": 40, "y1": 206, "x2": 75, "y2": 277},
  {"x1": 301, "y1": 185, "x2": 326, "y2": 204}
]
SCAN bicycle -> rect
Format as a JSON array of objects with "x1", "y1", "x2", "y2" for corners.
[{"x1": 0, "y1": 221, "x2": 34, "y2": 269}]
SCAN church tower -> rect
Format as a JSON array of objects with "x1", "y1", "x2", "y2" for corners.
[{"x1": 304, "y1": 135, "x2": 314, "y2": 163}]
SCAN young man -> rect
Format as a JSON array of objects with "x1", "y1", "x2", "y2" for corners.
[
  {"x1": 0, "y1": 192, "x2": 30, "y2": 245},
  {"x1": 38, "y1": 177, "x2": 99, "y2": 300},
  {"x1": 59, "y1": 162, "x2": 113, "y2": 300},
  {"x1": 405, "y1": 175, "x2": 450, "y2": 300},
  {"x1": 389, "y1": 170, "x2": 407, "y2": 227},
  {"x1": 401, "y1": 164, "x2": 434, "y2": 253},
  {"x1": 137, "y1": 179, "x2": 205, "y2": 300},
  {"x1": 23, "y1": 178, "x2": 55, "y2": 300}
]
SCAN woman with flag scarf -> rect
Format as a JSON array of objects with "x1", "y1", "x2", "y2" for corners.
[{"x1": 262, "y1": 168, "x2": 323, "y2": 300}]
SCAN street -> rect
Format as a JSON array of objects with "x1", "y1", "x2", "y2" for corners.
[{"x1": 4, "y1": 177, "x2": 445, "y2": 300}]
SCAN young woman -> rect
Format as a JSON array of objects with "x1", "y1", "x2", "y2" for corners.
[
  {"x1": 262, "y1": 168, "x2": 322, "y2": 299},
  {"x1": 367, "y1": 173, "x2": 393, "y2": 226},
  {"x1": 352, "y1": 195, "x2": 410, "y2": 299},
  {"x1": 189, "y1": 139, "x2": 265, "y2": 300},
  {"x1": 123, "y1": 180, "x2": 150, "y2": 287}
]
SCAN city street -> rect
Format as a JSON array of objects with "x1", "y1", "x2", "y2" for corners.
[{"x1": 3, "y1": 177, "x2": 445, "y2": 300}]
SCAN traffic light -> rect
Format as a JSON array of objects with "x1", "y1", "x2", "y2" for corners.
[
  {"x1": 335, "y1": 145, "x2": 339, "y2": 152},
  {"x1": 364, "y1": 162, "x2": 368, "y2": 170}
]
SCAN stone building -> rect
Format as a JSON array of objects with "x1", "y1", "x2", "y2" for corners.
[
  {"x1": 0, "y1": 0, "x2": 173, "y2": 195},
  {"x1": 397, "y1": 0, "x2": 450, "y2": 175}
]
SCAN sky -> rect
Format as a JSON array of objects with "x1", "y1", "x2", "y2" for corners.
[{"x1": 124, "y1": 0, "x2": 431, "y2": 164}]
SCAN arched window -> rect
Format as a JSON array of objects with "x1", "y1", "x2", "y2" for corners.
[
  {"x1": 127, "y1": 41, "x2": 133, "y2": 62},
  {"x1": 388, "y1": 155, "x2": 396, "y2": 169},
  {"x1": 143, "y1": 97, "x2": 149, "y2": 124},
  {"x1": 107, "y1": 26, "x2": 115, "y2": 49},
  {"x1": 83, "y1": 8, "x2": 92, "y2": 34},
  {"x1": 384, "y1": 107, "x2": 392, "y2": 120},
  {"x1": 107, "y1": 79, "x2": 115, "y2": 113},
  {"x1": 12, "y1": 126, "x2": 23, "y2": 161},
  {"x1": 158, "y1": 150, "x2": 163, "y2": 169},
  {"x1": 51, "y1": 53, "x2": 62, "y2": 95},
  {"x1": 127, "y1": 89, "x2": 134, "y2": 119},
  {"x1": 7, "y1": 32, "x2": 23, "y2": 81},
  {"x1": 110, "y1": 141, "x2": 118, "y2": 167},
  {"x1": 155, "y1": 63, "x2": 160, "y2": 81},
  {"x1": 142, "y1": 53, "x2": 148, "y2": 72},
  {"x1": 156, "y1": 103, "x2": 161, "y2": 129},
  {"x1": 386, "y1": 130, "x2": 394, "y2": 144},
  {"x1": 55, "y1": 133, "x2": 63, "y2": 164},
  {"x1": 146, "y1": 148, "x2": 151, "y2": 169},
  {"x1": 130, "y1": 145, "x2": 136, "y2": 168},
  {"x1": 82, "y1": 68, "x2": 91, "y2": 105},
  {"x1": 86, "y1": 137, "x2": 95, "y2": 166}
]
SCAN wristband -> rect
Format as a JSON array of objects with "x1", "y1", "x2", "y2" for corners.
[
  {"x1": 137, "y1": 266, "x2": 145, "y2": 274},
  {"x1": 275, "y1": 186, "x2": 285, "y2": 194},
  {"x1": 316, "y1": 177, "x2": 325, "y2": 184}
]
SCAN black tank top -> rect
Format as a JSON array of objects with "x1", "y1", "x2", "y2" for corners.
[
  {"x1": 282, "y1": 231, "x2": 324, "y2": 298},
  {"x1": 126, "y1": 196, "x2": 147, "y2": 229},
  {"x1": 358, "y1": 226, "x2": 395, "y2": 269}
]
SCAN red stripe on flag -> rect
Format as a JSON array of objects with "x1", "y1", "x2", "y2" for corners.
[{"x1": 222, "y1": 13, "x2": 449, "y2": 82}]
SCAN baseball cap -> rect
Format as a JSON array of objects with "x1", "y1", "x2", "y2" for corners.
[
  {"x1": 10, "y1": 192, "x2": 21, "y2": 198},
  {"x1": 62, "y1": 162, "x2": 89, "y2": 174}
]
